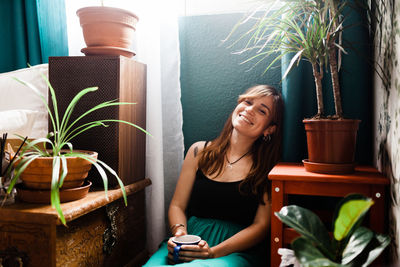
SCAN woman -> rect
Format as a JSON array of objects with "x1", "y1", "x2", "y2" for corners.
[{"x1": 144, "y1": 85, "x2": 283, "y2": 266}]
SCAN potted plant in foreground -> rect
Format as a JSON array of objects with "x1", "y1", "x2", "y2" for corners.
[
  {"x1": 4, "y1": 76, "x2": 150, "y2": 225},
  {"x1": 275, "y1": 194, "x2": 390, "y2": 266},
  {"x1": 225, "y1": 0, "x2": 367, "y2": 173}
]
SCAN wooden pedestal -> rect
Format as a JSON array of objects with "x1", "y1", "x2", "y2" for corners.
[{"x1": 0, "y1": 179, "x2": 151, "y2": 267}]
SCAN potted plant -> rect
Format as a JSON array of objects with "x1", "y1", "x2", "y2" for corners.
[
  {"x1": 77, "y1": 1, "x2": 139, "y2": 57},
  {"x1": 275, "y1": 194, "x2": 390, "y2": 266},
  {"x1": 225, "y1": 0, "x2": 366, "y2": 173},
  {"x1": 4, "y1": 75, "x2": 150, "y2": 225}
]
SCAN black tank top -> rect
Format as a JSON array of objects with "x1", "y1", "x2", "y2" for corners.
[{"x1": 186, "y1": 169, "x2": 259, "y2": 226}]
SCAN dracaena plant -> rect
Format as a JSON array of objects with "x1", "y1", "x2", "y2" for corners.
[
  {"x1": 224, "y1": 0, "x2": 354, "y2": 119},
  {"x1": 275, "y1": 194, "x2": 390, "y2": 266},
  {"x1": 6, "y1": 76, "x2": 150, "y2": 225}
]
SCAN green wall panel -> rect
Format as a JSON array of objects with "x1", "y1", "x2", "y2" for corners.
[{"x1": 179, "y1": 13, "x2": 281, "y2": 152}]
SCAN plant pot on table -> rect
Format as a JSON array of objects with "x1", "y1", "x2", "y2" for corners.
[
  {"x1": 303, "y1": 119, "x2": 360, "y2": 174},
  {"x1": 15, "y1": 150, "x2": 97, "y2": 203}
]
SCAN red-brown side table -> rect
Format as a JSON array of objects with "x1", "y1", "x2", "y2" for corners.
[{"x1": 268, "y1": 162, "x2": 389, "y2": 267}]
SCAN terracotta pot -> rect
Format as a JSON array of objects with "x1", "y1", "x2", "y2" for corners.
[
  {"x1": 16, "y1": 181, "x2": 92, "y2": 204},
  {"x1": 76, "y1": 6, "x2": 139, "y2": 49},
  {"x1": 19, "y1": 150, "x2": 98, "y2": 190},
  {"x1": 303, "y1": 119, "x2": 360, "y2": 164}
]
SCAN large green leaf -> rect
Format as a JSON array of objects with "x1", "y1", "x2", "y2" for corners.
[
  {"x1": 58, "y1": 155, "x2": 68, "y2": 188},
  {"x1": 359, "y1": 234, "x2": 391, "y2": 267},
  {"x1": 333, "y1": 195, "x2": 373, "y2": 241},
  {"x1": 292, "y1": 237, "x2": 342, "y2": 267},
  {"x1": 51, "y1": 156, "x2": 66, "y2": 225},
  {"x1": 341, "y1": 227, "x2": 373, "y2": 265},
  {"x1": 275, "y1": 205, "x2": 333, "y2": 258}
]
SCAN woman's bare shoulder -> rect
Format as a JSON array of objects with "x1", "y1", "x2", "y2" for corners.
[{"x1": 188, "y1": 141, "x2": 210, "y2": 157}]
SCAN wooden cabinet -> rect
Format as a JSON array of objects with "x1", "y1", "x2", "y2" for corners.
[
  {"x1": 268, "y1": 162, "x2": 389, "y2": 267},
  {"x1": 0, "y1": 180, "x2": 151, "y2": 266}
]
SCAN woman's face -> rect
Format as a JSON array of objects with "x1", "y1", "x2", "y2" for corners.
[{"x1": 231, "y1": 95, "x2": 276, "y2": 139}]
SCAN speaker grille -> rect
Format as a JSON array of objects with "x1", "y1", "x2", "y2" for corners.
[{"x1": 49, "y1": 56, "x2": 146, "y2": 188}]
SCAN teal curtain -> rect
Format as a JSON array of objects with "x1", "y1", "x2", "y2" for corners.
[
  {"x1": 0, "y1": 0, "x2": 68, "y2": 73},
  {"x1": 281, "y1": 2, "x2": 372, "y2": 164}
]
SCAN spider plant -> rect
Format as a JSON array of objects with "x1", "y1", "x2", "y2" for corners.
[
  {"x1": 6, "y1": 75, "x2": 151, "y2": 225},
  {"x1": 224, "y1": 0, "x2": 348, "y2": 119}
]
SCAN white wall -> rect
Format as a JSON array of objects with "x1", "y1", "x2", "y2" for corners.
[
  {"x1": 373, "y1": 0, "x2": 400, "y2": 264},
  {"x1": 184, "y1": 0, "x2": 262, "y2": 15}
]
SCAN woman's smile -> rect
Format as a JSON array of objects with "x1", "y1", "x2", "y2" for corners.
[{"x1": 238, "y1": 113, "x2": 253, "y2": 125}]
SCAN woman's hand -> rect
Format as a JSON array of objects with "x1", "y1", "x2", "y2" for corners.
[
  {"x1": 171, "y1": 225, "x2": 187, "y2": 237},
  {"x1": 167, "y1": 239, "x2": 215, "y2": 263}
]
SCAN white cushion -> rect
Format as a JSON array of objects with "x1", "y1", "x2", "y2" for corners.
[
  {"x1": 0, "y1": 109, "x2": 39, "y2": 138},
  {"x1": 0, "y1": 64, "x2": 48, "y2": 138}
]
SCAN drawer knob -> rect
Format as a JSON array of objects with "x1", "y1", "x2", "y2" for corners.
[
  {"x1": 275, "y1": 187, "x2": 280, "y2": 192},
  {"x1": 274, "y1": 237, "x2": 280, "y2": 243},
  {"x1": 375, "y1": 192, "x2": 381, "y2": 198}
]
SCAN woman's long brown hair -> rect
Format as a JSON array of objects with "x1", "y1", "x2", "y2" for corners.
[{"x1": 197, "y1": 85, "x2": 284, "y2": 203}]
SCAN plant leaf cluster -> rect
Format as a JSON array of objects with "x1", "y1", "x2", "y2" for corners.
[
  {"x1": 6, "y1": 76, "x2": 151, "y2": 225},
  {"x1": 224, "y1": 0, "x2": 354, "y2": 118},
  {"x1": 230, "y1": 1, "x2": 341, "y2": 74},
  {"x1": 275, "y1": 194, "x2": 390, "y2": 266}
]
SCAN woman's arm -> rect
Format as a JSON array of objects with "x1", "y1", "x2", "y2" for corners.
[
  {"x1": 168, "y1": 141, "x2": 206, "y2": 236},
  {"x1": 210, "y1": 192, "x2": 271, "y2": 257},
  {"x1": 176, "y1": 192, "x2": 271, "y2": 261}
]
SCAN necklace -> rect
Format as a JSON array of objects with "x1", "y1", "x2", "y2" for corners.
[{"x1": 226, "y1": 150, "x2": 250, "y2": 169}]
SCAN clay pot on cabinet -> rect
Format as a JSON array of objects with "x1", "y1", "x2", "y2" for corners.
[
  {"x1": 19, "y1": 150, "x2": 97, "y2": 189},
  {"x1": 16, "y1": 150, "x2": 97, "y2": 203},
  {"x1": 303, "y1": 119, "x2": 360, "y2": 174},
  {"x1": 76, "y1": 6, "x2": 139, "y2": 57}
]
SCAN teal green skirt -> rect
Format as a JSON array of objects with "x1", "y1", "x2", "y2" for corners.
[{"x1": 143, "y1": 216, "x2": 267, "y2": 267}]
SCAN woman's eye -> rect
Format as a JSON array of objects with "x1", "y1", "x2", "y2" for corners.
[
  {"x1": 259, "y1": 109, "x2": 266, "y2": 115},
  {"x1": 245, "y1": 100, "x2": 252, "y2": 105}
]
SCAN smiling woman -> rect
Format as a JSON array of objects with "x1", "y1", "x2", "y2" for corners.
[{"x1": 143, "y1": 85, "x2": 284, "y2": 266}]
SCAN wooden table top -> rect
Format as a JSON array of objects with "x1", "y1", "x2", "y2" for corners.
[
  {"x1": 268, "y1": 162, "x2": 389, "y2": 185},
  {"x1": 0, "y1": 178, "x2": 151, "y2": 225}
]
